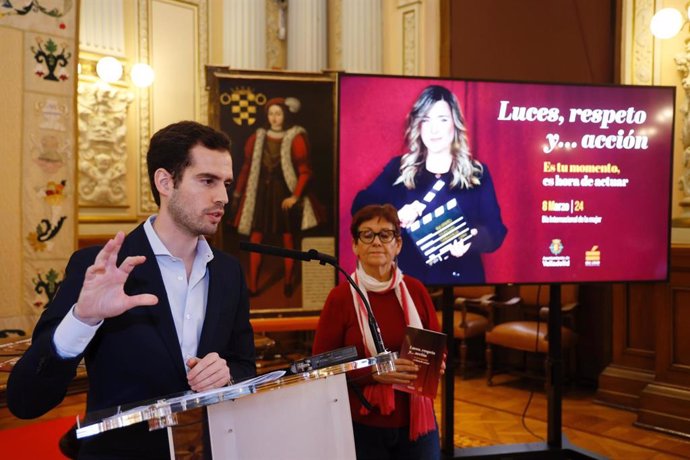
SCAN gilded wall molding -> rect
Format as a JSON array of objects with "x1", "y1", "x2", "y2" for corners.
[
  {"x1": 631, "y1": 0, "x2": 654, "y2": 85},
  {"x1": 267, "y1": 0, "x2": 287, "y2": 69},
  {"x1": 138, "y1": 0, "x2": 155, "y2": 214},
  {"x1": 397, "y1": 0, "x2": 422, "y2": 75},
  {"x1": 198, "y1": 0, "x2": 209, "y2": 123},
  {"x1": 674, "y1": 40, "x2": 690, "y2": 226},
  {"x1": 402, "y1": 8, "x2": 417, "y2": 75},
  {"x1": 328, "y1": 0, "x2": 342, "y2": 70}
]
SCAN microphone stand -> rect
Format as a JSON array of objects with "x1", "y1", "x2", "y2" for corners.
[
  {"x1": 332, "y1": 260, "x2": 387, "y2": 355},
  {"x1": 240, "y1": 242, "x2": 396, "y2": 370}
]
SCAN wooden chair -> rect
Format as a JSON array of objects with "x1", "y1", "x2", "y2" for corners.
[
  {"x1": 434, "y1": 286, "x2": 493, "y2": 378},
  {"x1": 484, "y1": 284, "x2": 578, "y2": 385}
]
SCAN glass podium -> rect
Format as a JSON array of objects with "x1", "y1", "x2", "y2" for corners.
[{"x1": 76, "y1": 352, "x2": 396, "y2": 459}]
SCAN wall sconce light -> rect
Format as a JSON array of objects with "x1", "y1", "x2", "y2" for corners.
[
  {"x1": 130, "y1": 63, "x2": 155, "y2": 88},
  {"x1": 651, "y1": 5, "x2": 690, "y2": 39},
  {"x1": 96, "y1": 56, "x2": 123, "y2": 83},
  {"x1": 94, "y1": 56, "x2": 154, "y2": 88}
]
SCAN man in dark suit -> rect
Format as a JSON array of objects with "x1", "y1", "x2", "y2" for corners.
[{"x1": 7, "y1": 121, "x2": 256, "y2": 459}]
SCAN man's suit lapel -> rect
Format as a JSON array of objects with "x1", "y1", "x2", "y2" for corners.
[{"x1": 122, "y1": 225, "x2": 187, "y2": 381}]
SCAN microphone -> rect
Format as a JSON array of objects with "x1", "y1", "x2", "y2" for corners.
[
  {"x1": 239, "y1": 242, "x2": 337, "y2": 266},
  {"x1": 239, "y1": 241, "x2": 389, "y2": 355}
]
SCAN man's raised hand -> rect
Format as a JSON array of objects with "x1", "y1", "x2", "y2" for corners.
[{"x1": 74, "y1": 232, "x2": 158, "y2": 325}]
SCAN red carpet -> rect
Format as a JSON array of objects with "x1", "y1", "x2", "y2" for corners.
[{"x1": 0, "y1": 415, "x2": 74, "y2": 459}]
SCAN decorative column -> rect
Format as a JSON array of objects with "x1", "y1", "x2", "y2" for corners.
[
  {"x1": 222, "y1": 0, "x2": 267, "y2": 69},
  {"x1": 286, "y1": 0, "x2": 327, "y2": 72},
  {"x1": 674, "y1": 39, "x2": 690, "y2": 227},
  {"x1": 341, "y1": 0, "x2": 382, "y2": 73},
  {"x1": 79, "y1": 0, "x2": 125, "y2": 56}
]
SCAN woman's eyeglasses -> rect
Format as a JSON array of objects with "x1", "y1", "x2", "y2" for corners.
[{"x1": 356, "y1": 229, "x2": 398, "y2": 244}]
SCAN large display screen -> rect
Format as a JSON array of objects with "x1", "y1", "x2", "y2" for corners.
[{"x1": 338, "y1": 74, "x2": 675, "y2": 286}]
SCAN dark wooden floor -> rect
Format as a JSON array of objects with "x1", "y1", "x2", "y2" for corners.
[
  {"x1": 443, "y1": 372, "x2": 690, "y2": 459},
  {"x1": 1, "y1": 373, "x2": 690, "y2": 458}
]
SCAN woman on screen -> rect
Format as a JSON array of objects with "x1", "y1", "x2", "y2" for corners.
[
  {"x1": 313, "y1": 204, "x2": 442, "y2": 460},
  {"x1": 232, "y1": 97, "x2": 321, "y2": 296},
  {"x1": 351, "y1": 85, "x2": 507, "y2": 285}
]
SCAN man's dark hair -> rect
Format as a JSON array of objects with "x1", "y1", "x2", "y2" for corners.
[{"x1": 147, "y1": 120, "x2": 231, "y2": 206}]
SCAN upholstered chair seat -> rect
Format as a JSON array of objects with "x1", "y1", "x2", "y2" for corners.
[
  {"x1": 485, "y1": 321, "x2": 577, "y2": 354},
  {"x1": 484, "y1": 285, "x2": 579, "y2": 385}
]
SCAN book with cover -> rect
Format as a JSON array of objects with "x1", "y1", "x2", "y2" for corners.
[{"x1": 393, "y1": 326, "x2": 447, "y2": 398}]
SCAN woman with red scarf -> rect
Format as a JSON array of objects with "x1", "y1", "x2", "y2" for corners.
[{"x1": 313, "y1": 204, "x2": 441, "y2": 459}]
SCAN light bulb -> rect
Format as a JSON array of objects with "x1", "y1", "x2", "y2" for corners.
[
  {"x1": 131, "y1": 63, "x2": 155, "y2": 88},
  {"x1": 96, "y1": 56, "x2": 123, "y2": 83},
  {"x1": 650, "y1": 8, "x2": 684, "y2": 39}
]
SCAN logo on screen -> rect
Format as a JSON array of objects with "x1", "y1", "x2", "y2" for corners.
[
  {"x1": 585, "y1": 246, "x2": 601, "y2": 267},
  {"x1": 542, "y1": 239, "x2": 570, "y2": 267},
  {"x1": 549, "y1": 239, "x2": 564, "y2": 255}
]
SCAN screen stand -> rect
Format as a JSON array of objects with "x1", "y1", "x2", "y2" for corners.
[
  {"x1": 443, "y1": 284, "x2": 605, "y2": 459},
  {"x1": 441, "y1": 285, "x2": 456, "y2": 455}
]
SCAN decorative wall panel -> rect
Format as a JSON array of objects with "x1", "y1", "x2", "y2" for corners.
[{"x1": 0, "y1": 0, "x2": 78, "y2": 331}]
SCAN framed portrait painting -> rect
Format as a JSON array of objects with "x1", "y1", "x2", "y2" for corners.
[{"x1": 207, "y1": 68, "x2": 337, "y2": 311}]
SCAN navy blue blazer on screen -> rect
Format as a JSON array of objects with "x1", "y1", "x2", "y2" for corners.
[
  {"x1": 7, "y1": 223, "x2": 256, "y2": 459},
  {"x1": 351, "y1": 156, "x2": 507, "y2": 286}
]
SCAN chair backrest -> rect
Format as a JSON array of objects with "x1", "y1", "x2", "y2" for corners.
[
  {"x1": 519, "y1": 284, "x2": 578, "y2": 307},
  {"x1": 453, "y1": 285, "x2": 494, "y2": 299},
  {"x1": 516, "y1": 284, "x2": 579, "y2": 329}
]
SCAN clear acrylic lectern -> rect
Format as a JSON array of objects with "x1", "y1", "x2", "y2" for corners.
[{"x1": 76, "y1": 353, "x2": 396, "y2": 459}]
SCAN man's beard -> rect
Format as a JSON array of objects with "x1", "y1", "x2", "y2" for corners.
[{"x1": 168, "y1": 192, "x2": 220, "y2": 237}]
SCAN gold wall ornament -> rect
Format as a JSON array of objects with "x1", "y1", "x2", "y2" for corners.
[
  {"x1": 77, "y1": 83, "x2": 133, "y2": 206},
  {"x1": 631, "y1": 0, "x2": 654, "y2": 85},
  {"x1": 675, "y1": 38, "x2": 690, "y2": 227},
  {"x1": 401, "y1": 6, "x2": 418, "y2": 75}
]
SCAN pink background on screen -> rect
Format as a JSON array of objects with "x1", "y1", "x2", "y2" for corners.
[{"x1": 338, "y1": 75, "x2": 674, "y2": 285}]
